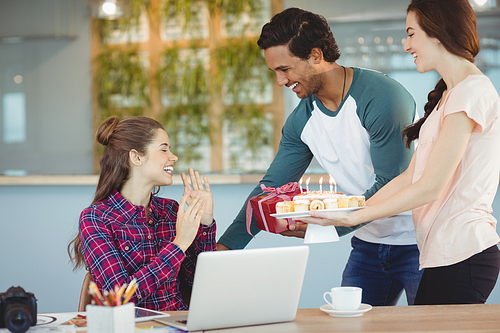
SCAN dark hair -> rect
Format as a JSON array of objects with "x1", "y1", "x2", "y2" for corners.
[
  {"x1": 402, "y1": 0, "x2": 479, "y2": 147},
  {"x1": 257, "y1": 7, "x2": 341, "y2": 62},
  {"x1": 68, "y1": 116, "x2": 164, "y2": 270}
]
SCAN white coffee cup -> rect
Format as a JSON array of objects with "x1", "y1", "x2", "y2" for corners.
[{"x1": 323, "y1": 287, "x2": 362, "y2": 311}]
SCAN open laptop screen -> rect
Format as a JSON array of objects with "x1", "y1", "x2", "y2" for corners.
[{"x1": 156, "y1": 245, "x2": 309, "y2": 331}]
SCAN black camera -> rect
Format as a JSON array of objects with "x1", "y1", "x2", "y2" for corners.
[{"x1": 0, "y1": 286, "x2": 37, "y2": 333}]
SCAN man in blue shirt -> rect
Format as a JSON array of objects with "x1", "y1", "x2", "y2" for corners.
[{"x1": 217, "y1": 7, "x2": 422, "y2": 306}]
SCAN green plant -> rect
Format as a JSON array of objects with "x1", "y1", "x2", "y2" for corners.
[
  {"x1": 93, "y1": 0, "x2": 275, "y2": 171},
  {"x1": 162, "y1": 0, "x2": 262, "y2": 31},
  {"x1": 94, "y1": 46, "x2": 150, "y2": 121},
  {"x1": 214, "y1": 38, "x2": 274, "y2": 153},
  {"x1": 156, "y1": 45, "x2": 210, "y2": 164},
  {"x1": 223, "y1": 104, "x2": 272, "y2": 154},
  {"x1": 96, "y1": 0, "x2": 147, "y2": 41}
]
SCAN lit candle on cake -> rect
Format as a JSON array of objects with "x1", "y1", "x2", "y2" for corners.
[
  {"x1": 299, "y1": 177, "x2": 303, "y2": 193},
  {"x1": 319, "y1": 176, "x2": 323, "y2": 192},
  {"x1": 329, "y1": 175, "x2": 337, "y2": 193},
  {"x1": 306, "y1": 177, "x2": 310, "y2": 192}
]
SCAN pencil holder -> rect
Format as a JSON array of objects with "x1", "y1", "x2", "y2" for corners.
[{"x1": 86, "y1": 302, "x2": 135, "y2": 333}]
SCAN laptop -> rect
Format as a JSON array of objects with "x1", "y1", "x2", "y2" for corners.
[{"x1": 155, "y1": 245, "x2": 309, "y2": 331}]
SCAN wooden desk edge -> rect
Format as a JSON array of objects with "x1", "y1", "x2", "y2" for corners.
[{"x1": 72, "y1": 304, "x2": 500, "y2": 332}]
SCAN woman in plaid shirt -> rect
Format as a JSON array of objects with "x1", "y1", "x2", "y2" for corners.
[{"x1": 68, "y1": 116, "x2": 216, "y2": 310}]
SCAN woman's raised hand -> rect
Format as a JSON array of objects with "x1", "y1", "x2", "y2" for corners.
[
  {"x1": 181, "y1": 168, "x2": 214, "y2": 226},
  {"x1": 173, "y1": 193, "x2": 206, "y2": 252}
]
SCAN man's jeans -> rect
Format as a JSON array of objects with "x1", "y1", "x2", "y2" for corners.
[{"x1": 341, "y1": 236, "x2": 422, "y2": 306}]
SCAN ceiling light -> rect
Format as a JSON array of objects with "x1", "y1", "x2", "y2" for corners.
[
  {"x1": 89, "y1": 0, "x2": 130, "y2": 19},
  {"x1": 102, "y1": 1, "x2": 117, "y2": 15},
  {"x1": 474, "y1": 0, "x2": 488, "y2": 6}
]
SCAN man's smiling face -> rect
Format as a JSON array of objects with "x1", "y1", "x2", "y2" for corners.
[{"x1": 264, "y1": 45, "x2": 322, "y2": 99}]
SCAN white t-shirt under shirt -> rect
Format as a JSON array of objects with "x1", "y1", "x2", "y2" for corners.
[
  {"x1": 413, "y1": 74, "x2": 500, "y2": 269},
  {"x1": 301, "y1": 96, "x2": 416, "y2": 245}
]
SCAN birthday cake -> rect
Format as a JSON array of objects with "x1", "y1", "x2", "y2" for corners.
[{"x1": 275, "y1": 191, "x2": 365, "y2": 213}]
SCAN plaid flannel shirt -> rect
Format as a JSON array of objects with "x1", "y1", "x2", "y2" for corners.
[{"x1": 79, "y1": 190, "x2": 216, "y2": 310}]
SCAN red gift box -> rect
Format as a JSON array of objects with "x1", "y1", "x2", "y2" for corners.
[{"x1": 246, "y1": 182, "x2": 301, "y2": 236}]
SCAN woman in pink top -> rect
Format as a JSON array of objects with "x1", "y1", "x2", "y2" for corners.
[{"x1": 300, "y1": 0, "x2": 500, "y2": 305}]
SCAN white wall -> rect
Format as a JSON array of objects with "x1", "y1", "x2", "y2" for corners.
[{"x1": 1, "y1": 184, "x2": 499, "y2": 312}]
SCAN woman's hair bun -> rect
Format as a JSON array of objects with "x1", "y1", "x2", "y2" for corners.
[{"x1": 96, "y1": 116, "x2": 120, "y2": 146}]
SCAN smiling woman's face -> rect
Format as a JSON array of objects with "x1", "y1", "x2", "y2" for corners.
[
  {"x1": 404, "y1": 11, "x2": 443, "y2": 74},
  {"x1": 139, "y1": 128, "x2": 179, "y2": 187}
]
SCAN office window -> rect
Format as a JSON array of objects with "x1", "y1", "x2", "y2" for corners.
[{"x1": 2, "y1": 92, "x2": 26, "y2": 144}]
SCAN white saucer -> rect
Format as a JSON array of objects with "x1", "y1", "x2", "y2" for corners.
[{"x1": 319, "y1": 303, "x2": 372, "y2": 317}]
